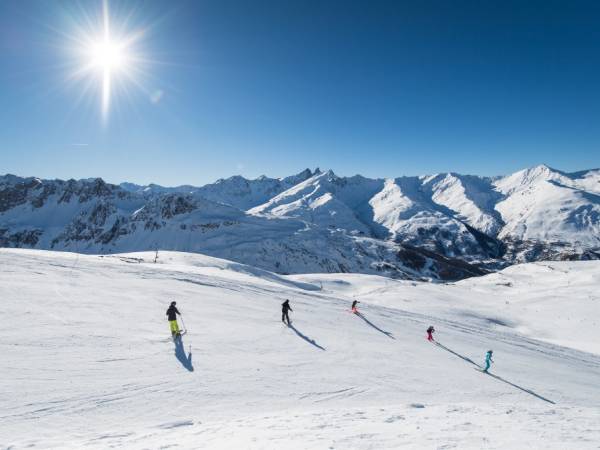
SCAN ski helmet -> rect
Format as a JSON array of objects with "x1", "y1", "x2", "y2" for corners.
[{"x1": 171, "y1": 301, "x2": 176, "y2": 306}]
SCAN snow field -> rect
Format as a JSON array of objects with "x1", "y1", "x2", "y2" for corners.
[{"x1": 1, "y1": 249, "x2": 599, "y2": 449}]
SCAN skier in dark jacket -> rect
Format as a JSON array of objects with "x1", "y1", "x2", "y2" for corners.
[
  {"x1": 281, "y1": 299, "x2": 292, "y2": 325},
  {"x1": 166, "y1": 301, "x2": 181, "y2": 336},
  {"x1": 351, "y1": 300, "x2": 359, "y2": 313},
  {"x1": 427, "y1": 326, "x2": 435, "y2": 342}
]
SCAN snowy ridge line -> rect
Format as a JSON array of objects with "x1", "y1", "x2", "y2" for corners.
[{"x1": 2, "y1": 165, "x2": 600, "y2": 282}]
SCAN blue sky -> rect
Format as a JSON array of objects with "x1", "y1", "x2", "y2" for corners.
[{"x1": 1, "y1": 0, "x2": 599, "y2": 186}]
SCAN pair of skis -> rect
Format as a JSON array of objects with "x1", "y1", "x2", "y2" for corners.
[{"x1": 172, "y1": 330, "x2": 187, "y2": 341}]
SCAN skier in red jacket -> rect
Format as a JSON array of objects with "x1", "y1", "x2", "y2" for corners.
[{"x1": 427, "y1": 325, "x2": 435, "y2": 342}]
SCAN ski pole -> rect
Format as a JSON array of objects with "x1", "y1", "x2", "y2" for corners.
[{"x1": 180, "y1": 314, "x2": 187, "y2": 333}]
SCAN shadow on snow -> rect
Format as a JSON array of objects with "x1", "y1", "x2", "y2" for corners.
[
  {"x1": 485, "y1": 371, "x2": 555, "y2": 404},
  {"x1": 174, "y1": 336, "x2": 194, "y2": 372},
  {"x1": 288, "y1": 324, "x2": 326, "y2": 351},
  {"x1": 435, "y1": 342, "x2": 479, "y2": 366},
  {"x1": 355, "y1": 312, "x2": 395, "y2": 340},
  {"x1": 435, "y1": 342, "x2": 555, "y2": 404}
]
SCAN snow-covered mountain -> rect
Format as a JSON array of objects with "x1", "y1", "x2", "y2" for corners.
[
  {"x1": 495, "y1": 165, "x2": 600, "y2": 259},
  {"x1": 119, "y1": 168, "x2": 318, "y2": 209},
  {"x1": 247, "y1": 166, "x2": 599, "y2": 262},
  {"x1": 193, "y1": 168, "x2": 319, "y2": 210},
  {"x1": 0, "y1": 173, "x2": 483, "y2": 280},
  {"x1": 1, "y1": 165, "x2": 599, "y2": 280}
]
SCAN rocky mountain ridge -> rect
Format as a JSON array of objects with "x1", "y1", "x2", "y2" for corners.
[{"x1": 1, "y1": 165, "x2": 599, "y2": 280}]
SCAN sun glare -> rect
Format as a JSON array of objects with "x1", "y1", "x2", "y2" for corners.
[
  {"x1": 91, "y1": 41, "x2": 126, "y2": 71},
  {"x1": 67, "y1": 0, "x2": 149, "y2": 124}
]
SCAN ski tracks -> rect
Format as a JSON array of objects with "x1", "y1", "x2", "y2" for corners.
[{"x1": 299, "y1": 386, "x2": 369, "y2": 403}]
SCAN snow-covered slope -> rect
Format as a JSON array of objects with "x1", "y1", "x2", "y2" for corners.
[
  {"x1": 571, "y1": 168, "x2": 600, "y2": 194},
  {"x1": 249, "y1": 170, "x2": 384, "y2": 236},
  {"x1": 425, "y1": 173, "x2": 503, "y2": 235},
  {"x1": 1, "y1": 249, "x2": 599, "y2": 449},
  {"x1": 367, "y1": 175, "x2": 503, "y2": 259},
  {"x1": 494, "y1": 165, "x2": 600, "y2": 256}
]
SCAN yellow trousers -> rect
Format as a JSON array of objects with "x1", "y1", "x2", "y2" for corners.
[{"x1": 169, "y1": 320, "x2": 180, "y2": 334}]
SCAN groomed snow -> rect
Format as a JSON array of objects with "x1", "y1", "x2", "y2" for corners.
[{"x1": 1, "y1": 249, "x2": 599, "y2": 449}]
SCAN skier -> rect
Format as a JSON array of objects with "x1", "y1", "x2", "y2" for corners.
[
  {"x1": 166, "y1": 301, "x2": 181, "y2": 337},
  {"x1": 427, "y1": 325, "x2": 435, "y2": 342},
  {"x1": 351, "y1": 300, "x2": 359, "y2": 313},
  {"x1": 483, "y1": 350, "x2": 494, "y2": 373},
  {"x1": 281, "y1": 299, "x2": 292, "y2": 325}
]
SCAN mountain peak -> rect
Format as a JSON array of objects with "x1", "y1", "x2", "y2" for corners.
[
  {"x1": 292, "y1": 168, "x2": 313, "y2": 179},
  {"x1": 529, "y1": 163, "x2": 555, "y2": 174},
  {"x1": 316, "y1": 169, "x2": 336, "y2": 179},
  {"x1": 494, "y1": 164, "x2": 565, "y2": 195}
]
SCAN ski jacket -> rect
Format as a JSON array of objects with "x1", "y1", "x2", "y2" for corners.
[
  {"x1": 282, "y1": 301, "x2": 292, "y2": 313},
  {"x1": 166, "y1": 305, "x2": 180, "y2": 321},
  {"x1": 485, "y1": 353, "x2": 493, "y2": 364},
  {"x1": 352, "y1": 300, "x2": 359, "y2": 309},
  {"x1": 427, "y1": 326, "x2": 435, "y2": 333}
]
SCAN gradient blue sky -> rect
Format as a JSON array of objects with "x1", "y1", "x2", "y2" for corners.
[{"x1": 1, "y1": 0, "x2": 599, "y2": 186}]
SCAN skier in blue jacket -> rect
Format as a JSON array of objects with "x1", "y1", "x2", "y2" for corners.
[{"x1": 483, "y1": 350, "x2": 494, "y2": 373}]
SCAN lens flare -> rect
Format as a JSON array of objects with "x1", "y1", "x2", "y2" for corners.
[{"x1": 64, "y1": 0, "x2": 152, "y2": 124}]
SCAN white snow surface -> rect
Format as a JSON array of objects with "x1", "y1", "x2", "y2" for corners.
[{"x1": 1, "y1": 249, "x2": 599, "y2": 449}]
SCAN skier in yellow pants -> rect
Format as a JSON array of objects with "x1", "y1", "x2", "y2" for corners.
[{"x1": 166, "y1": 301, "x2": 181, "y2": 337}]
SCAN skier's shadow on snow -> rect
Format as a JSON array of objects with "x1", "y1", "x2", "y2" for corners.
[
  {"x1": 174, "y1": 337, "x2": 194, "y2": 372},
  {"x1": 485, "y1": 372, "x2": 555, "y2": 404},
  {"x1": 288, "y1": 324, "x2": 326, "y2": 351},
  {"x1": 435, "y1": 342, "x2": 555, "y2": 404},
  {"x1": 355, "y1": 312, "x2": 395, "y2": 340},
  {"x1": 435, "y1": 342, "x2": 478, "y2": 365}
]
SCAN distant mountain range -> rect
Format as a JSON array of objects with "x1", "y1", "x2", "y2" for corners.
[{"x1": 1, "y1": 165, "x2": 599, "y2": 280}]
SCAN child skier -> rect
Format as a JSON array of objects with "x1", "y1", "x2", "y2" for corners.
[
  {"x1": 166, "y1": 301, "x2": 181, "y2": 337},
  {"x1": 483, "y1": 350, "x2": 494, "y2": 373},
  {"x1": 427, "y1": 326, "x2": 435, "y2": 341},
  {"x1": 351, "y1": 300, "x2": 359, "y2": 313},
  {"x1": 282, "y1": 299, "x2": 292, "y2": 325}
]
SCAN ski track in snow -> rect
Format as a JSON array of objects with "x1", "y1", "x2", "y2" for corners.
[{"x1": 1, "y1": 248, "x2": 599, "y2": 449}]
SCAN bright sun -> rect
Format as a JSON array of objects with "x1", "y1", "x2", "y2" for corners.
[
  {"x1": 90, "y1": 41, "x2": 126, "y2": 71},
  {"x1": 68, "y1": 0, "x2": 147, "y2": 123},
  {"x1": 87, "y1": 34, "x2": 130, "y2": 121}
]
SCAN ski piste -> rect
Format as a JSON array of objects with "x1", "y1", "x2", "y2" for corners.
[{"x1": 3, "y1": 250, "x2": 598, "y2": 448}]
